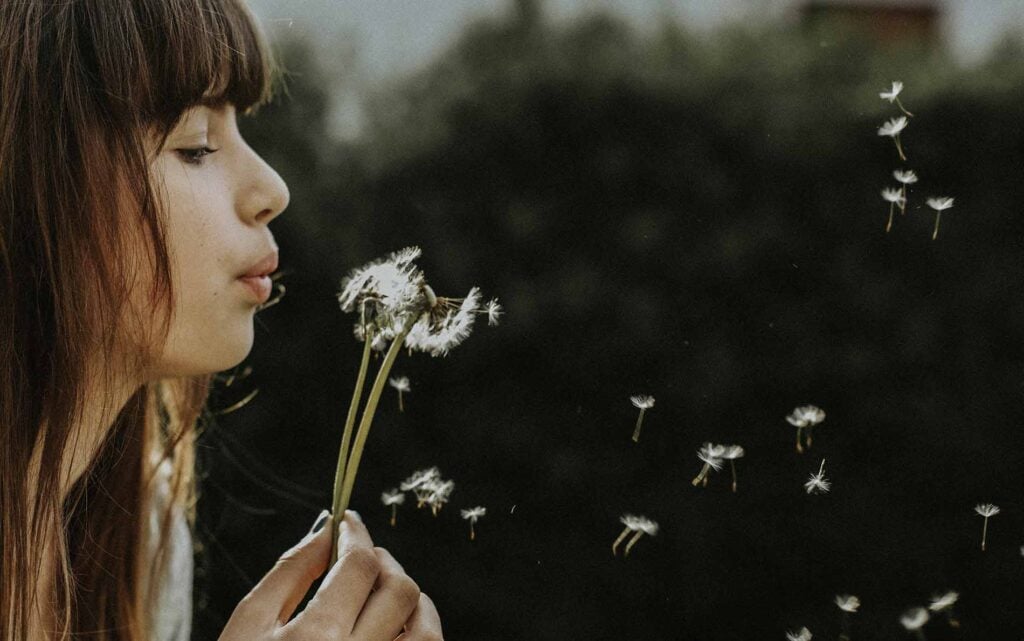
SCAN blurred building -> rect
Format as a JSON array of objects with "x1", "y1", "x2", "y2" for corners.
[{"x1": 800, "y1": 0, "x2": 940, "y2": 45}]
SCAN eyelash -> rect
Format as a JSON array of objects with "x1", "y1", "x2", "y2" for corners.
[{"x1": 176, "y1": 146, "x2": 218, "y2": 165}]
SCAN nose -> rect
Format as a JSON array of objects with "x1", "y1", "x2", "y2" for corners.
[{"x1": 237, "y1": 144, "x2": 290, "y2": 227}]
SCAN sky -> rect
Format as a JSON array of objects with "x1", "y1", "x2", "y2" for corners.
[{"x1": 246, "y1": 0, "x2": 1024, "y2": 139}]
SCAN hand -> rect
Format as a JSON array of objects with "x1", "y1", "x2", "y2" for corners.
[{"x1": 218, "y1": 510, "x2": 444, "y2": 641}]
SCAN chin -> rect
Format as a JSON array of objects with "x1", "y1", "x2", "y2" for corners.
[{"x1": 152, "y1": 325, "x2": 255, "y2": 378}]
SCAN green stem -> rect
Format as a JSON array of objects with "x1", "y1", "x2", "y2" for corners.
[
  {"x1": 331, "y1": 327, "x2": 375, "y2": 564},
  {"x1": 338, "y1": 316, "x2": 417, "y2": 518},
  {"x1": 632, "y1": 409, "x2": 645, "y2": 442}
]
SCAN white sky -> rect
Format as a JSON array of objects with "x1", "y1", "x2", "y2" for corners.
[{"x1": 247, "y1": 0, "x2": 1024, "y2": 139}]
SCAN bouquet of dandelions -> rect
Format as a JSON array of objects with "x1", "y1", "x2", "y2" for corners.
[{"x1": 329, "y1": 246, "x2": 501, "y2": 563}]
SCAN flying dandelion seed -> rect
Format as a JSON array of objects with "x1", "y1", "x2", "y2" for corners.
[
  {"x1": 974, "y1": 503, "x2": 1000, "y2": 551},
  {"x1": 900, "y1": 607, "x2": 929, "y2": 640},
  {"x1": 629, "y1": 395, "x2": 655, "y2": 442},
  {"x1": 925, "y1": 197, "x2": 954, "y2": 240},
  {"x1": 413, "y1": 477, "x2": 454, "y2": 516},
  {"x1": 928, "y1": 591, "x2": 960, "y2": 628},
  {"x1": 880, "y1": 80, "x2": 914, "y2": 117},
  {"x1": 388, "y1": 376, "x2": 411, "y2": 412},
  {"x1": 804, "y1": 458, "x2": 831, "y2": 495},
  {"x1": 721, "y1": 445, "x2": 745, "y2": 493},
  {"x1": 878, "y1": 116, "x2": 909, "y2": 161},
  {"x1": 461, "y1": 506, "x2": 487, "y2": 540},
  {"x1": 486, "y1": 298, "x2": 503, "y2": 326},
  {"x1": 881, "y1": 187, "x2": 906, "y2": 233},
  {"x1": 893, "y1": 169, "x2": 918, "y2": 216},
  {"x1": 381, "y1": 489, "x2": 406, "y2": 527},
  {"x1": 786, "y1": 627, "x2": 812, "y2": 641},
  {"x1": 692, "y1": 442, "x2": 725, "y2": 488},
  {"x1": 401, "y1": 466, "x2": 441, "y2": 491},
  {"x1": 786, "y1": 405, "x2": 826, "y2": 453},
  {"x1": 611, "y1": 514, "x2": 659, "y2": 557},
  {"x1": 835, "y1": 594, "x2": 860, "y2": 640}
]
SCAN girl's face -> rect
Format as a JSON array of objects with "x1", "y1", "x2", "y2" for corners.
[{"x1": 143, "y1": 102, "x2": 289, "y2": 379}]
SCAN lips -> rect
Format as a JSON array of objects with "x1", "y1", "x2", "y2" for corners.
[{"x1": 237, "y1": 250, "x2": 278, "y2": 304}]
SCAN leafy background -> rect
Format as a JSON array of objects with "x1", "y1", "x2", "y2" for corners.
[{"x1": 192, "y1": 8, "x2": 1024, "y2": 640}]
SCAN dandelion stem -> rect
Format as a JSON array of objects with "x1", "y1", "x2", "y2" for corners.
[
  {"x1": 894, "y1": 135, "x2": 907, "y2": 162},
  {"x1": 805, "y1": 427, "x2": 813, "y2": 449},
  {"x1": 981, "y1": 516, "x2": 989, "y2": 551},
  {"x1": 398, "y1": 389, "x2": 404, "y2": 413},
  {"x1": 730, "y1": 460, "x2": 738, "y2": 493},
  {"x1": 896, "y1": 97, "x2": 914, "y2": 118},
  {"x1": 632, "y1": 409, "x2": 646, "y2": 442},
  {"x1": 946, "y1": 612, "x2": 960, "y2": 628},
  {"x1": 330, "y1": 326, "x2": 375, "y2": 564},
  {"x1": 470, "y1": 521, "x2": 476, "y2": 540},
  {"x1": 692, "y1": 463, "x2": 710, "y2": 486},
  {"x1": 932, "y1": 211, "x2": 942, "y2": 241},
  {"x1": 840, "y1": 612, "x2": 851, "y2": 640},
  {"x1": 886, "y1": 201, "x2": 895, "y2": 233},
  {"x1": 390, "y1": 504, "x2": 397, "y2": 527},
  {"x1": 612, "y1": 526, "x2": 630, "y2": 556},
  {"x1": 900, "y1": 186, "x2": 908, "y2": 215},
  {"x1": 338, "y1": 315, "x2": 418, "y2": 539},
  {"x1": 624, "y1": 531, "x2": 645, "y2": 556},
  {"x1": 795, "y1": 427, "x2": 804, "y2": 454}
]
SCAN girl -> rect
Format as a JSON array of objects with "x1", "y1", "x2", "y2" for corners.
[{"x1": 0, "y1": 1, "x2": 443, "y2": 640}]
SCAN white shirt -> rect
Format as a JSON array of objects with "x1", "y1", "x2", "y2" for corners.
[{"x1": 146, "y1": 456, "x2": 194, "y2": 641}]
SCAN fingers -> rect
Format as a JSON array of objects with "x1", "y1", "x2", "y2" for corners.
[
  {"x1": 395, "y1": 593, "x2": 444, "y2": 641},
  {"x1": 285, "y1": 510, "x2": 379, "y2": 634},
  {"x1": 242, "y1": 509, "x2": 333, "y2": 627},
  {"x1": 351, "y1": 547, "x2": 421, "y2": 640}
]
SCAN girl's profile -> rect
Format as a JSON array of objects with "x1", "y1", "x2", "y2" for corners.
[{"x1": 0, "y1": 1, "x2": 443, "y2": 639}]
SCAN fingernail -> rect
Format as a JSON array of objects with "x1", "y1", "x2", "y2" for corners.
[
  {"x1": 310, "y1": 509, "x2": 329, "y2": 534},
  {"x1": 347, "y1": 509, "x2": 362, "y2": 523}
]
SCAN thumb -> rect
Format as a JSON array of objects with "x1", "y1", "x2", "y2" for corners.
[{"x1": 246, "y1": 509, "x2": 334, "y2": 626}]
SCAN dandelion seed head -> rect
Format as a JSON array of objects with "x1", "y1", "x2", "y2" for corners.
[
  {"x1": 404, "y1": 287, "x2": 483, "y2": 357},
  {"x1": 786, "y1": 627, "x2": 812, "y2": 641},
  {"x1": 697, "y1": 443, "x2": 725, "y2": 471},
  {"x1": 804, "y1": 459, "x2": 831, "y2": 494},
  {"x1": 786, "y1": 405, "x2": 826, "y2": 428},
  {"x1": 893, "y1": 169, "x2": 918, "y2": 184},
  {"x1": 486, "y1": 298, "x2": 503, "y2": 326},
  {"x1": 834, "y1": 594, "x2": 860, "y2": 613},
  {"x1": 461, "y1": 506, "x2": 487, "y2": 521},
  {"x1": 926, "y1": 197, "x2": 955, "y2": 211},
  {"x1": 722, "y1": 445, "x2": 745, "y2": 460},
  {"x1": 975, "y1": 503, "x2": 1000, "y2": 518},
  {"x1": 881, "y1": 187, "x2": 905, "y2": 204},
  {"x1": 630, "y1": 395, "x2": 655, "y2": 409},
  {"x1": 620, "y1": 514, "x2": 659, "y2": 536},
  {"x1": 900, "y1": 607, "x2": 929, "y2": 630},
  {"x1": 878, "y1": 116, "x2": 909, "y2": 137},
  {"x1": 337, "y1": 246, "x2": 426, "y2": 327},
  {"x1": 929, "y1": 591, "x2": 958, "y2": 612},
  {"x1": 381, "y1": 489, "x2": 406, "y2": 506},
  {"x1": 879, "y1": 80, "x2": 904, "y2": 102},
  {"x1": 400, "y1": 466, "x2": 441, "y2": 491},
  {"x1": 388, "y1": 376, "x2": 411, "y2": 392}
]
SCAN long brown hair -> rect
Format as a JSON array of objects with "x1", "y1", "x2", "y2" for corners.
[{"x1": 0, "y1": 1, "x2": 282, "y2": 639}]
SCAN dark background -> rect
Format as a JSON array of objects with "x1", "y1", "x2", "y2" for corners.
[{"x1": 191, "y1": 7, "x2": 1024, "y2": 640}]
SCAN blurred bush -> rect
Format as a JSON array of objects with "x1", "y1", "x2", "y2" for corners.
[{"x1": 195, "y1": 10, "x2": 1024, "y2": 640}]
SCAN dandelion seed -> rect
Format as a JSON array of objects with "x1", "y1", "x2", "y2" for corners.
[
  {"x1": 835, "y1": 594, "x2": 860, "y2": 640},
  {"x1": 388, "y1": 376, "x2": 411, "y2": 412},
  {"x1": 400, "y1": 466, "x2": 441, "y2": 492},
  {"x1": 486, "y1": 298, "x2": 503, "y2": 326},
  {"x1": 786, "y1": 405, "x2": 826, "y2": 453},
  {"x1": 893, "y1": 169, "x2": 918, "y2": 216},
  {"x1": 461, "y1": 506, "x2": 487, "y2": 540},
  {"x1": 928, "y1": 591, "x2": 960, "y2": 628},
  {"x1": 786, "y1": 627, "x2": 812, "y2": 641},
  {"x1": 880, "y1": 80, "x2": 914, "y2": 117},
  {"x1": 611, "y1": 514, "x2": 659, "y2": 557},
  {"x1": 414, "y1": 477, "x2": 454, "y2": 516},
  {"x1": 381, "y1": 489, "x2": 406, "y2": 527},
  {"x1": 900, "y1": 607, "x2": 929, "y2": 640},
  {"x1": 629, "y1": 395, "x2": 655, "y2": 442},
  {"x1": 721, "y1": 445, "x2": 745, "y2": 493},
  {"x1": 692, "y1": 442, "x2": 725, "y2": 488},
  {"x1": 804, "y1": 458, "x2": 831, "y2": 495},
  {"x1": 974, "y1": 503, "x2": 1000, "y2": 551},
  {"x1": 878, "y1": 116, "x2": 909, "y2": 161},
  {"x1": 925, "y1": 197, "x2": 954, "y2": 241},
  {"x1": 881, "y1": 187, "x2": 906, "y2": 233}
]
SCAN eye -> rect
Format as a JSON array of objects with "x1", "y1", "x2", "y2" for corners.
[{"x1": 176, "y1": 146, "x2": 218, "y2": 166}]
